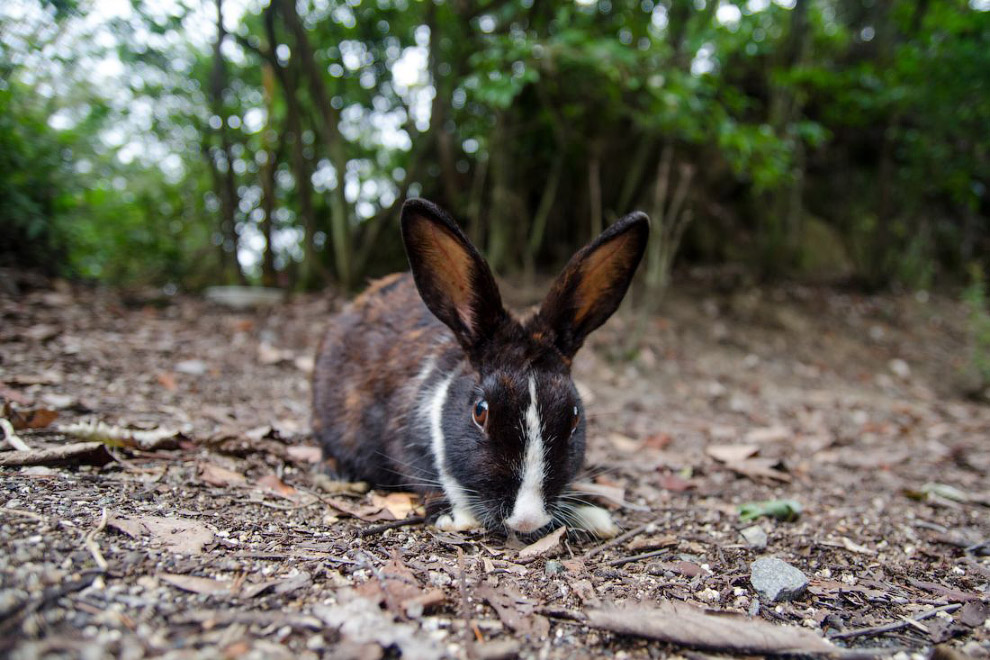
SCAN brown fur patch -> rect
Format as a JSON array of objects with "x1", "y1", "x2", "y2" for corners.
[
  {"x1": 574, "y1": 230, "x2": 636, "y2": 326},
  {"x1": 404, "y1": 220, "x2": 476, "y2": 333}
]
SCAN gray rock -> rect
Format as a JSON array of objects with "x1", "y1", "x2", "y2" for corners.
[
  {"x1": 740, "y1": 525, "x2": 768, "y2": 549},
  {"x1": 545, "y1": 560, "x2": 565, "y2": 576},
  {"x1": 750, "y1": 557, "x2": 808, "y2": 602}
]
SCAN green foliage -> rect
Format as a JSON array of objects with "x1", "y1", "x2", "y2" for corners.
[
  {"x1": 0, "y1": 80, "x2": 74, "y2": 270},
  {"x1": 1, "y1": 0, "x2": 988, "y2": 291}
]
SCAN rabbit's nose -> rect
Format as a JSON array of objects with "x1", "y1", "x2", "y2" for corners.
[{"x1": 505, "y1": 511, "x2": 552, "y2": 534}]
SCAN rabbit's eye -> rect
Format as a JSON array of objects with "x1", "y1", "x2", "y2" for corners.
[
  {"x1": 473, "y1": 399, "x2": 489, "y2": 429},
  {"x1": 570, "y1": 406, "x2": 580, "y2": 434}
]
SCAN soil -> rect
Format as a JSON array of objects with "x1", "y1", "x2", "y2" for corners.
[{"x1": 1, "y1": 272, "x2": 988, "y2": 659}]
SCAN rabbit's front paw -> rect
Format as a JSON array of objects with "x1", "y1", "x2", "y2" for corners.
[
  {"x1": 571, "y1": 505, "x2": 620, "y2": 538},
  {"x1": 436, "y1": 507, "x2": 481, "y2": 532}
]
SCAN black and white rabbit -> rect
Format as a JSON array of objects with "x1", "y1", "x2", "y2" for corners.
[{"x1": 312, "y1": 199, "x2": 649, "y2": 537}]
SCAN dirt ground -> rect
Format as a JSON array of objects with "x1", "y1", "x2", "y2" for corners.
[{"x1": 1, "y1": 270, "x2": 988, "y2": 659}]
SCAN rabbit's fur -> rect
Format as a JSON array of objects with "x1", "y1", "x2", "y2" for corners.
[{"x1": 313, "y1": 199, "x2": 648, "y2": 537}]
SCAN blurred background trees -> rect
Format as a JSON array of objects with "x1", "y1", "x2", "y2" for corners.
[{"x1": 2, "y1": 0, "x2": 988, "y2": 295}]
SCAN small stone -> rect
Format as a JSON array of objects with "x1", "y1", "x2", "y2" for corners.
[
  {"x1": 473, "y1": 639, "x2": 521, "y2": 660},
  {"x1": 889, "y1": 358, "x2": 911, "y2": 380},
  {"x1": 740, "y1": 525, "x2": 768, "y2": 549},
  {"x1": 428, "y1": 570, "x2": 451, "y2": 588},
  {"x1": 544, "y1": 560, "x2": 565, "y2": 576},
  {"x1": 175, "y1": 359, "x2": 207, "y2": 375},
  {"x1": 750, "y1": 557, "x2": 808, "y2": 602}
]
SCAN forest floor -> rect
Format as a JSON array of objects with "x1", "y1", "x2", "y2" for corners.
[{"x1": 1, "y1": 270, "x2": 989, "y2": 660}]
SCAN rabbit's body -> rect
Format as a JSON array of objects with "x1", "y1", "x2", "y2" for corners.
[
  {"x1": 312, "y1": 199, "x2": 648, "y2": 537},
  {"x1": 313, "y1": 272, "x2": 463, "y2": 489}
]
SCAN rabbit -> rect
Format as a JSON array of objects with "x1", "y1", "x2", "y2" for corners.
[{"x1": 312, "y1": 198, "x2": 649, "y2": 538}]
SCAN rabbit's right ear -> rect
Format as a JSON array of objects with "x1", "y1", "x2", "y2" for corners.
[
  {"x1": 535, "y1": 212, "x2": 649, "y2": 359},
  {"x1": 401, "y1": 198, "x2": 507, "y2": 355}
]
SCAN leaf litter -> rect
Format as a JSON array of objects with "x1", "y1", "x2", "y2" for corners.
[{"x1": 1, "y1": 279, "x2": 989, "y2": 658}]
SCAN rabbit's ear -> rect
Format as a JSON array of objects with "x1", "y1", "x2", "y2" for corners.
[
  {"x1": 536, "y1": 212, "x2": 649, "y2": 359},
  {"x1": 401, "y1": 198, "x2": 507, "y2": 354}
]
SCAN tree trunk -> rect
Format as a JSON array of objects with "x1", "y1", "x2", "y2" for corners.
[
  {"x1": 427, "y1": 2, "x2": 461, "y2": 212},
  {"x1": 276, "y1": 0, "x2": 352, "y2": 289},
  {"x1": 263, "y1": 3, "x2": 326, "y2": 289},
  {"x1": 525, "y1": 150, "x2": 564, "y2": 277},
  {"x1": 616, "y1": 135, "x2": 654, "y2": 214},
  {"x1": 259, "y1": 61, "x2": 278, "y2": 287},
  {"x1": 487, "y1": 112, "x2": 510, "y2": 272},
  {"x1": 764, "y1": 0, "x2": 810, "y2": 276},
  {"x1": 209, "y1": 0, "x2": 246, "y2": 284},
  {"x1": 588, "y1": 142, "x2": 603, "y2": 239},
  {"x1": 645, "y1": 143, "x2": 695, "y2": 311}
]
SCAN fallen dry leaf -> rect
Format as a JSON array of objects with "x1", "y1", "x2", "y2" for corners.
[
  {"x1": 958, "y1": 600, "x2": 990, "y2": 628},
  {"x1": 108, "y1": 512, "x2": 215, "y2": 554},
  {"x1": 706, "y1": 443, "x2": 760, "y2": 464},
  {"x1": 323, "y1": 496, "x2": 393, "y2": 522},
  {"x1": 744, "y1": 426, "x2": 791, "y2": 443},
  {"x1": 286, "y1": 445, "x2": 322, "y2": 464},
  {"x1": 358, "y1": 551, "x2": 445, "y2": 617},
  {"x1": 199, "y1": 463, "x2": 247, "y2": 487},
  {"x1": 607, "y1": 432, "x2": 641, "y2": 452},
  {"x1": 642, "y1": 433, "x2": 673, "y2": 450},
  {"x1": 59, "y1": 420, "x2": 182, "y2": 451},
  {"x1": 585, "y1": 602, "x2": 836, "y2": 655},
  {"x1": 242, "y1": 571, "x2": 313, "y2": 599},
  {"x1": 160, "y1": 573, "x2": 231, "y2": 596},
  {"x1": 518, "y1": 526, "x2": 566, "y2": 560},
  {"x1": 728, "y1": 457, "x2": 792, "y2": 483},
  {"x1": 570, "y1": 481, "x2": 643, "y2": 510},
  {"x1": 476, "y1": 582, "x2": 550, "y2": 639},
  {"x1": 255, "y1": 474, "x2": 296, "y2": 497},
  {"x1": 656, "y1": 470, "x2": 696, "y2": 492},
  {"x1": 9, "y1": 407, "x2": 59, "y2": 430},
  {"x1": 370, "y1": 492, "x2": 420, "y2": 520}
]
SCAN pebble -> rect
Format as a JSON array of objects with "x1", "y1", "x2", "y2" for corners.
[
  {"x1": 175, "y1": 359, "x2": 207, "y2": 375},
  {"x1": 889, "y1": 358, "x2": 911, "y2": 380},
  {"x1": 750, "y1": 557, "x2": 808, "y2": 602},
  {"x1": 544, "y1": 560, "x2": 565, "y2": 576},
  {"x1": 740, "y1": 525, "x2": 768, "y2": 549}
]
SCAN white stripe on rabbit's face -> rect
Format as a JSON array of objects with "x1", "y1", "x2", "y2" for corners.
[
  {"x1": 504, "y1": 376, "x2": 552, "y2": 534},
  {"x1": 428, "y1": 371, "x2": 475, "y2": 523}
]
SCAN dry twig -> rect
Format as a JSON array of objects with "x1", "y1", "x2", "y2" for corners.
[
  {"x1": 0, "y1": 418, "x2": 31, "y2": 451},
  {"x1": 358, "y1": 515, "x2": 426, "y2": 537},
  {"x1": 828, "y1": 603, "x2": 962, "y2": 641},
  {"x1": 457, "y1": 547, "x2": 482, "y2": 650},
  {"x1": 84, "y1": 507, "x2": 109, "y2": 571},
  {"x1": 607, "y1": 548, "x2": 670, "y2": 567},
  {"x1": 583, "y1": 520, "x2": 652, "y2": 560}
]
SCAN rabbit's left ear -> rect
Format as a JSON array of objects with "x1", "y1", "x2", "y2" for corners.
[
  {"x1": 401, "y1": 198, "x2": 507, "y2": 355},
  {"x1": 536, "y1": 212, "x2": 649, "y2": 359}
]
